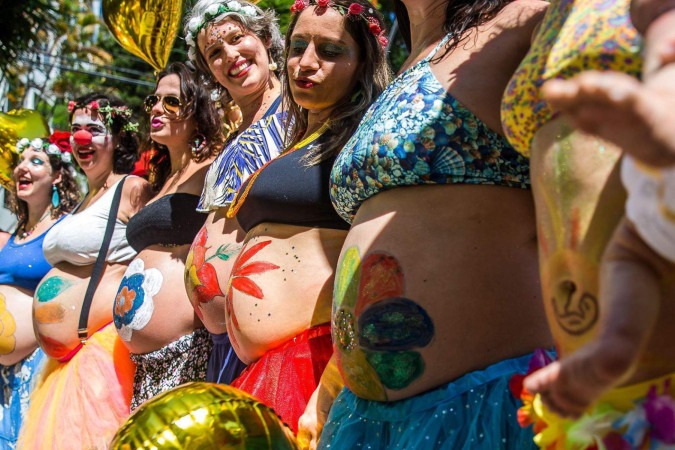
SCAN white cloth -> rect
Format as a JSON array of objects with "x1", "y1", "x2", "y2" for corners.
[
  {"x1": 623, "y1": 155, "x2": 675, "y2": 262},
  {"x1": 43, "y1": 177, "x2": 137, "y2": 265}
]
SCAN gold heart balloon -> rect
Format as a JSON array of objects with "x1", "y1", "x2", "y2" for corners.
[
  {"x1": 0, "y1": 110, "x2": 49, "y2": 190},
  {"x1": 111, "y1": 382, "x2": 298, "y2": 449},
  {"x1": 102, "y1": 0, "x2": 183, "y2": 71}
]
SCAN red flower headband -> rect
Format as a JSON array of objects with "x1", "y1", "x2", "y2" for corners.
[
  {"x1": 67, "y1": 100, "x2": 139, "y2": 133},
  {"x1": 290, "y1": 0, "x2": 388, "y2": 48}
]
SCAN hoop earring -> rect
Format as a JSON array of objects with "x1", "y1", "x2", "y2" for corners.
[
  {"x1": 51, "y1": 184, "x2": 60, "y2": 208},
  {"x1": 191, "y1": 133, "x2": 207, "y2": 159}
]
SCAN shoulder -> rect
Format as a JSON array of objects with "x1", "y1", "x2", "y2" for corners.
[
  {"x1": 120, "y1": 175, "x2": 153, "y2": 220},
  {"x1": 179, "y1": 160, "x2": 212, "y2": 196},
  {"x1": 491, "y1": 0, "x2": 549, "y2": 41}
]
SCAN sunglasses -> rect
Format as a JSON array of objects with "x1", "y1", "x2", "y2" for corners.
[{"x1": 144, "y1": 94, "x2": 183, "y2": 116}]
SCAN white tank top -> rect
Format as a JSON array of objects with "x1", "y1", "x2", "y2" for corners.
[{"x1": 43, "y1": 177, "x2": 137, "y2": 266}]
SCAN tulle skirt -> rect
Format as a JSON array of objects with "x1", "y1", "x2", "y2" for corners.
[
  {"x1": 319, "y1": 353, "x2": 536, "y2": 450},
  {"x1": 17, "y1": 324, "x2": 134, "y2": 450},
  {"x1": 231, "y1": 324, "x2": 333, "y2": 434}
]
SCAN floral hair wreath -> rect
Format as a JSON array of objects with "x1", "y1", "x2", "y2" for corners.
[
  {"x1": 185, "y1": 1, "x2": 260, "y2": 62},
  {"x1": 67, "y1": 100, "x2": 139, "y2": 133},
  {"x1": 15, "y1": 132, "x2": 74, "y2": 165},
  {"x1": 290, "y1": 0, "x2": 388, "y2": 48}
]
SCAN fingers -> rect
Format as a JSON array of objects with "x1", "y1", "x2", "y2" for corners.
[
  {"x1": 542, "y1": 72, "x2": 641, "y2": 112},
  {"x1": 524, "y1": 362, "x2": 591, "y2": 419}
]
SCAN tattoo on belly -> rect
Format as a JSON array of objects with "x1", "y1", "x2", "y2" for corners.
[
  {"x1": 333, "y1": 247, "x2": 434, "y2": 399},
  {"x1": 0, "y1": 293, "x2": 16, "y2": 354},
  {"x1": 35, "y1": 302, "x2": 66, "y2": 324},
  {"x1": 185, "y1": 227, "x2": 240, "y2": 319},
  {"x1": 35, "y1": 277, "x2": 73, "y2": 303},
  {"x1": 113, "y1": 259, "x2": 163, "y2": 341},
  {"x1": 552, "y1": 279, "x2": 599, "y2": 336}
]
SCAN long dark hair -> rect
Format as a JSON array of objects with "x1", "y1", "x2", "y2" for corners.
[
  {"x1": 394, "y1": 0, "x2": 513, "y2": 60},
  {"x1": 283, "y1": 0, "x2": 392, "y2": 164},
  {"x1": 146, "y1": 62, "x2": 224, "y2": 191},
  {"x1": 68, "y1": 92, "x2": 140, "y2": 174},
  {"x1": 10, "y1": 149, "x2": 80, "y2": 229}
]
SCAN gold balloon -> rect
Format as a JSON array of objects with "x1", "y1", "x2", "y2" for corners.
[
  {"x1": 0, "y1": 110, "x2": 49, "y2": 190},
  {"x1": 102, "y1": 0, "x2": 183, "y2": 71},
  {"x1": 111, "y1": 382, "x2": 298, "y2": 449}
]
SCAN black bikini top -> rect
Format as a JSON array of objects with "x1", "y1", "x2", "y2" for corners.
[
  {"x1": 126, "y1": 193, "x2": 205, "y2": 251},
  {"x1": 234, "y1": 134, "x2": 350, "y2": 233}
]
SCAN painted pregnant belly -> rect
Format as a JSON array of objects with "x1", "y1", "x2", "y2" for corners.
[{"x1": 333, "y1": 247, "x2": 434, "y2": 401}]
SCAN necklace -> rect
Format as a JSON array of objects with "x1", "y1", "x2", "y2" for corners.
[
  {"x1": 226, "y1": 123, "x2": 329, "y2": 219},
  {"x1": 19, "y1": 210, "x2": 51, "y2": 239}
]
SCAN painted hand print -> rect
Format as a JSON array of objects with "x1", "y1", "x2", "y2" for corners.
[
  {"x1": 225, "y1": 240, "x2": 279, "y2": 331},
  {"x1": 333, "y1": 247, "x2": 434, "y2": 400},
  {"x1": 0, "y1": 294, "x2": 15, "y2": 354},
  {"x1": 185, "y1": 227, "x2": 232, "y2": 319},
  {"x1": 114, "y1": 259, "x2": 163, "y2": 342}
]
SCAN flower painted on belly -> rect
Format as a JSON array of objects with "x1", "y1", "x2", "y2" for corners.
[
  {"x1": 333, "y1": 247, "x2": 434, "y2": 400},
  {"x1": 0, "y1": 294, "x2": 15, "y2": 355},
  {"x1": 114, "y1": 259, "x2": 162, "y2": 341},
  {"x1": 226, "y1": 240, "x2": 279, "y2": 331},
  {"x1": 185, "y1": 227, "x2": 232, "y2": 320},
  {"x1": 35, "y1": 276, "x2": 73, "y2": 303}
]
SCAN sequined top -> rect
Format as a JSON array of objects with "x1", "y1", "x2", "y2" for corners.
[
  {"x1": 501, "y1": 0, "x2": 642, "y2": 157},
  {"x1": 197, "y1": 96, "x2": 285, "y2": 212},
  {"x1": 330, "y1": 34, "x2": 530, "y2": 224}
]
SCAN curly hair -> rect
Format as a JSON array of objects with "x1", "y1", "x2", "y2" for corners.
[
  {"x1": 9, "y1": 148, "x2": 81, "y2": 228},
  {"x1": 184, "y1": 0, "x2": 284, "y2": 104},
  {"x1": 283, "y1": 0, "x2": 393, "y2": 165},
  {"x1": 68, "y1": 92, "x2": 140, "y2": 174},
  {"x1": 394, "y1": 0, "x2": 514, "y2": 60},
  {"x1": 146, "y1": 62, "x2": 225, "y2": 191}
]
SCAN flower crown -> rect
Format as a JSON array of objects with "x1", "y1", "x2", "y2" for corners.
[
  {"x1": 67, "y1": 100, "x2": 139, "y2": 133},
  {"x1": 15, "y1": 132, "x2": 74, "y2": 165},
  {"x1": 290, "y1": 0, "x2": 388, "y2": 48},
  {"x1": 185, "y1": 1, "x2": 260, "y2": 61}
]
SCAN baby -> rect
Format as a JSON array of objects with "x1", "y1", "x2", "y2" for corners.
[{"x1": 523, "y1": 1, "x2": 675, "y2": 417}]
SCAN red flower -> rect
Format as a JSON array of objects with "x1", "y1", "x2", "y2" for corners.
[
  {"x1": 347, "y1": 3, "x2": 364, "y2": 15},
  {"x1": 88, "y1": 100, "x2": 100, "y2": 110},
  {"x1": 317, "y1": 0, "x2": 329, "y2": 6},
  {"x1": 226, "y1": 240, "x2": 279, "y2": 330},
  {"x1": 185, "y1": 227, "x2": 225, "y2": 320},
  {"x1": 49, "y1": 130, "x2": 72, "y2": 153},
  {"x1": 378, "y1": 35, "x2": 389, "y2": 48},
  {"x1": 290, "y1": 0, "x2": 307, "y2": 13},
  {"x1": 67, "y1": 101, "x2": 76, "y2": 112},
  {"x1": 369, "y1": 22, "x2": 382, "y2": 35}
]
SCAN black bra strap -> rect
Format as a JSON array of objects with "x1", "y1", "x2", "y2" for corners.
[{"x1": 77, "y1": 176, "x2": 127, "y2": 343}]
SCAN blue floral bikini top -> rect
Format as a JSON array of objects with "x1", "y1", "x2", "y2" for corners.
[{"x1": 329, "y1": 34, "x2": 531, "y2": 224}]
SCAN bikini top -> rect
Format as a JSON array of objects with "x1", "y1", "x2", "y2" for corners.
[
  {"x1": 232, "y1": 125, "x2": 350, "y2": 233},
  {"x1": 198, "y1": 96, "x2": 286, "y2": 212},
  {"x1": 126, "y1": 193, "x2": 205, "y2": 252},
  {"x1": 330, "y1": 34, "x2": 530, "y2": 224},
  {"x1": 43, "y1": 178, "x2": 137, "y2": 266},
  {"x1": 0, "y1": 218, "x2": 64, "y2": 290},
  {"x1": 501, "y1": 0, "x2": 642, "y2": 157}
]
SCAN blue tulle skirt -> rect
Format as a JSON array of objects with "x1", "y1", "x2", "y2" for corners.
[
  {"x1": 206, "y1": 332, "x2": 247, "y2": 385},
  {"x1": 319, "y1": 353, "x2": 536, "y2": 450},
  {"x1": 0, "y1": 348, "x2": 45, "y2": 450}
]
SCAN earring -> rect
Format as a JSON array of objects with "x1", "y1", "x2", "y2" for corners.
[
  {"x1": 268, "y1": 51, "x2": 278, "y2": 71},
  {"x1": 51, "y1": 184, "x2": 60, "y2": 208},
  {"x1": 190, "y1": 133, "x2": 207, "y2": 159}
]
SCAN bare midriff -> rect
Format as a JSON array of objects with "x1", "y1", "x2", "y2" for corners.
[
  {"x1": 115, "y1": 245, "x2": 201, "y2": 355},
  {"x1": 333, "y1": 183, "x2": 552, "y2": 402},
  {"x1": 532, "y1": 116, "x2": 675, "y2": 382},
  {"x1": 0, "y1": 285, "x2": 37, "y2": 365},
  {"x1": 225, "y1": 222, "x2": 346, "y2": 364},
  {"x1": 33, "y1": 262, "x2": 128, "y2": 360}
]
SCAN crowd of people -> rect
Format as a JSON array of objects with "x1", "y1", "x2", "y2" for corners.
[{"x1": 0, "y1": 0, "x2": 673, "y2": 448}]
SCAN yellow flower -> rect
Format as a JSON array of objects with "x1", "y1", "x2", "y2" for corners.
[{"x1": 0, "y1": 294, "x2": 16, "y2": 355}]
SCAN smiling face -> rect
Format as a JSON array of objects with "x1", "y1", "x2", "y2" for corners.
[
  {"x1": 287, "y1": 7, "x2": 361, "y2": 120},
  {"x1": 70, "y1": 108, "x2": 114, "y2": 179},
  {"x1": 148, "y1": 74, "x2": 196, "y2": 148},
  {"x1": 197, "y1": 17, "x2": 272, "y2": 103},
  {"x1": 13, "y1": 148, "x2": 60, "y2": 206}
]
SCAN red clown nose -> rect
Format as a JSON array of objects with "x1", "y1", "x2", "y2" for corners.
[{"x1": 73, "y1": 129, "x2": 93, "y2": 146}]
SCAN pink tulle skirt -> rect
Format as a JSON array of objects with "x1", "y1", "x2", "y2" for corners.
[{"x1": 17, "y1": 323, "x2": 135, "y2": 449}]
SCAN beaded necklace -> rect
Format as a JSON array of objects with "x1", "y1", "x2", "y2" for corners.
[
  {"x1": 18, "y1": 210, "x2": 51, "y2": 239},
  {"x1": 226, "y1": 122, "x2": 329, "y2": 219}
]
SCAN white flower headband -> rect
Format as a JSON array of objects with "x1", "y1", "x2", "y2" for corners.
[
  {"x1": 185, "y1": 1, "x2": 260, "y2": 61},
  {"x1": 16, "y1": 137, "x2": 73, "y2": 165}
]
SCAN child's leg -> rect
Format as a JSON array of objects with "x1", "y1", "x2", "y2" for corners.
[{"x1": 524, "y1": 218, "x2": 662, "y2": 417}]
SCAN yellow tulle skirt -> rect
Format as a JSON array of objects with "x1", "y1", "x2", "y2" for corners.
[{"x1": 17, "y1": 324, "x2": 135, "y2": 449}]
